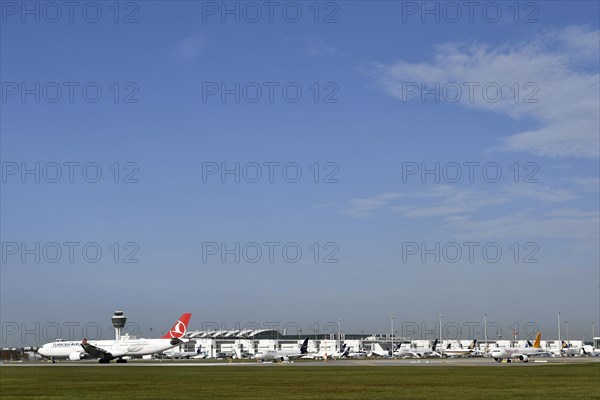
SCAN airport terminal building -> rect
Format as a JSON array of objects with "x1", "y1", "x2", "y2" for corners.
[{"x1": 162, "y1": 329, "x2": 590, "y2": 359}]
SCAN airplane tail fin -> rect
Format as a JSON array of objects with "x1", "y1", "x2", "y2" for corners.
[
  {"x1": 561, "y1": 341, "x2": 568, "y2": 349},
  {"x1": 582, "y1": 347, "x2": 589, "y2": 356},
  {"x1": 161, "y1": 313, "x2": 192, "y2": 339},
  {"x1": 432, "y1": 339, "x2": 438, "y2": 351},
  {"x1": 300, "y1": 337, "x2": 309, "y2": 354},
  {"x1": 342, "y1": 346, "x2": 350, "y2": 358},
  {"x1": 232, "y1": 346, "x2": 242, "y2": 359},
  {"x1": 468, "y1": 340, "x2": 477, "y2": 349},
  {"x1": 532, "y1": 332, "x2": 542, "y2": 348}
]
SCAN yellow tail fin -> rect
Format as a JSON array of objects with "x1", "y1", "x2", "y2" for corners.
[{"x1": 533, "y1": 332, "x2": 541, "y2": 348}]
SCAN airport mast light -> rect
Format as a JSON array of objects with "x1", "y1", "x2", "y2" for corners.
[
  {"x1": 439, "y1": 314, "x2": 443, "y2": 357},
  {"x1": 391, "y1": 316, "x2": 394, "y2": 358},
  {"x1": 557, "y1": 310, "x2": 561, "y2": 344},
  {"x1": 484, "y1": 313, "x2": 488, "y2": 354}
]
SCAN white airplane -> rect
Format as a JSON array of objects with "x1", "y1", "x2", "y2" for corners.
[
  {"x1": 559, "y1": 341, "x2": 584, "y2": 357},
  {"x1": 442, "y1": 340, "x2": 478, "y2": 357},
  {"x1": 393, "y1": 339, "x2": 440, "y2": 358},
  {"x1": 303, "y1": 343, "x2": 350, "y2": 360},
  {"x1": 491, "y1": 332, "x2": 547, "y2": 362},
  {"x1": 38, "y1": 313, "x2": 192, "y2": 363},
  {"x1": 255, "y1": 338, "x2": 309, "y2": 362},
  {"x1": 163, "y1": 345, "x2": 202, "y2": 359}
]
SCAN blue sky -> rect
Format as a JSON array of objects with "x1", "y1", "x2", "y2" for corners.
[{"x1": 1, "y1": 1, "x2": 598, "y2": 344}]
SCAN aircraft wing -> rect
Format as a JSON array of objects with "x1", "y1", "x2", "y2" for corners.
[{"x1": 81, "y1": 341, "x2": 123, "y2": 359}]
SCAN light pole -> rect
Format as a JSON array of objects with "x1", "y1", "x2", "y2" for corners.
[
  {"x1": 565, "y1": 320, "x2": 570, "y2": 346},
  {"x1": 391, "y1": 316, "x2": 395, "y2": 358},
  {"x1": 592, "y1": 321, "x2": 595, "y2": 340},
  {"x1": 439, "y1": 314, "x2": 443, "y2": 357},
  {"x1": 484, "y1": 313, "x2": 488, "y2": 354},
  {"x1": 337, "y1": 318, "x2": 341, "y2": 353},
  {"x1": 557, "y1": 310, "x2": 561, "y2": 344}
]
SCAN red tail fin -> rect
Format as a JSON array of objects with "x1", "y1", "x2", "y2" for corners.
[{"x1": 161, "y1": 313, "x2": 192, "y2": 339}]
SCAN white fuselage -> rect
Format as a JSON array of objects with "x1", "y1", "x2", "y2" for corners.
[
  {"x1": 255, "y1": 349, "x2": 303, "y2": 362},
  {"x1": 490, "y1": 346, "x2": 545, "y2": 361},
  {"x1": 38, "y1": 338, "x2": 177, "y2": 359},
  {"x1": 394, "y1": 346, "x2": 438, "y2": 358}
]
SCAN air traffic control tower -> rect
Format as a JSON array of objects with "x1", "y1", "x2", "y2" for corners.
[{"x1": 111, "y1": 311, "x2": 127, "y2": 341}]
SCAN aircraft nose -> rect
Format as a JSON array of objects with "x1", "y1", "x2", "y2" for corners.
[{"x1": 37, "y1": 346, "x2": 47, "y2": 356}]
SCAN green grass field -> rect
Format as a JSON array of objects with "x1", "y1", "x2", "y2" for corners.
[{"x1": 1, "y1": 364, "x2": 598, "y2": 400}]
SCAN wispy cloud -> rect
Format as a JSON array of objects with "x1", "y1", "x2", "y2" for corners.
[
  {"x1": 444, "y1": 209, "x2": 599, "y2": 242},
  {"x1": 344, "y1": 192, "x2": 403, "y2": 217},
  {"x1": 366, "y1": 26, "x2": 600, "y2": 158},
  {"x1": 305, "y1": 38, "x2": 345, "y2": 56},
  {"x1": 346, "y1": 184, "x2": 578, "y2": 219},
  {"x1": 175, "y1": 35, "x2": 206, "y2": 63}
]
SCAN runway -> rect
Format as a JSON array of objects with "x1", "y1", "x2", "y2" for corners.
[{"x1": 2, "y1": 357, "x2": 598, "y2": 367}]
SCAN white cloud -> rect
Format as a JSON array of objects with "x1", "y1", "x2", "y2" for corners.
[
  {"x1": 344, "y1": 192, "x2": 403, "y2": 217},
  {"x1": 366, "y1": 27, "x2": 600, "y2": 158},
  {"x1": 444, "y1": 209, "x2": 599, "y2": 242},
  {"x1": 347, "y1": 184, "x2": 578, "y2": 218},
  {"x1": 571, "y1": 177, "x2": 600, "y2": 192},
  {"x1": 305, "y1": 38, "x2": 345, "y2": 56},
  {"x1": 175, "y1": 35, "x2": 206, "y2": 63}
]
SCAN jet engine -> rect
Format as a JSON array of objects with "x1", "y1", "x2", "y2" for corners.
[
  {"x1": 518, "y1": 355, "x2": 529, "y2": 362},
  {"x1": 69, "y1": 352, "x2": 85, "y2": 361}
]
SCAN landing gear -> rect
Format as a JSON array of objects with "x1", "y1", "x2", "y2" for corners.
[
  {"x1": 116, "y1": 358, "x2": 127, "y2": 364},
  {"x1": 99, "y1": 358, "x2": 110, "y2": 364}
]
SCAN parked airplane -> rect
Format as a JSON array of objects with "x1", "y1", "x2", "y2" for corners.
[
  {"x1": 560, "y1": 341, "x2": 584, "y2": 357},
  {"x1": 304, "y1": 343, "x2": 350, "y2": 359},
  {"x1": 442, "y1": 340, "x2": 478, "y2": 357},
  {"x1": 393, "y1": 339, "x2": 439, "y2": 358},
  {"x1": 38, "y1": 313, "x2": 192, "y2": 363},
  {"x1": 491, "y1": 332, "x2": 547, "y2": 362},
  {"x1": 255, "y1": 338, "x2": 309, "y2": 362},
  {"x1": 164, "y1": 345, "x2": 202, "y2": 359}
]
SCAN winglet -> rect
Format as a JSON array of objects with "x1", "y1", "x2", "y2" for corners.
[
  {"x1": 532, "y1": 332, "x2": 542, "y2": 348},
  {"x1": 161, "y1": 313, "x2": 192, "y2": 339}
]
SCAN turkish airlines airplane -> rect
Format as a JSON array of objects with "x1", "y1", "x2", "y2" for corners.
[{"x1": 38, "y1": 313, "x2": 192, "y2": 363}]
